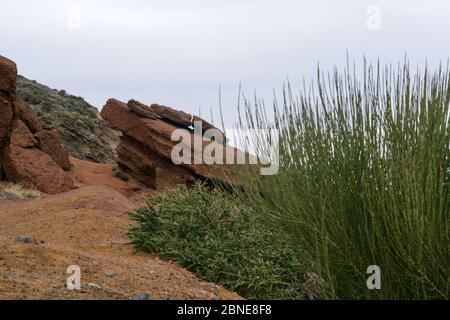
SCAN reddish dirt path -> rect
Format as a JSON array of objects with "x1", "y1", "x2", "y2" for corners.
[{"x1": 0, "y1": 159, "x2": 241, "y2": 300}]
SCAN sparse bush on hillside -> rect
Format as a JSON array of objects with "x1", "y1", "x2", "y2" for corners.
[
  {"x1": 231, "y1": 62, "x2": 450, "y2": 299},
  {"x1": 20, "y1": 89, "x2": 46, "y2": 105},
  {"x1": 128, "y1": 183, "x2": 310, "y2": 300},
  {"x1": 67, "y1": 98, "x2": 98, "y2": 119},
  {"x1": 17, "y1": 75, "x2": 98, "y2": 119},
  {"x1": 80, "y1": 116, "x2": 96, "y2": 132},
  {"x1": 70, "y1": 95, "x2": 85, "y2": 102},
  {"x1": 41, "y1": 100, "x2": 56, "y2": 112},
  {"x1": 15, "y1": 74, "x2": 120, "y2": 163}
]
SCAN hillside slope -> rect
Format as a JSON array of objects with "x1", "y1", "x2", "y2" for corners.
[{"x1": 16, "y1": 75, "x2": 119, "y2": 163}]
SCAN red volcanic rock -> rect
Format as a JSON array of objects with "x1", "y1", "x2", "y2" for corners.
[
  {"x1": 127, "y1": 100, "x2": 157, "y2": 120},
  {"x1": 0, "y1": 55, "x2": 17, "y2": 94},
  {"x1": 0, "y1": 92, "x2": 13, "y2": 147},
  {"x1": 10, "y1": 119, "x2": 37, "y2": 148},
  {"x1": 0, "y1": 55, "x2": 74, "y2": 193},
  {"x1": 35, "y1": 130, "x2": 72, "y2": 171},
  {"x1": 0, "y1": 56, "x2": 16, "y2": 147},
  {"x1": 117, "y1": 135, "x2": 196, "y2": 188},
  {"x1": 2, "y1": 145, "x2": 73, "y2": 194},
  {"x1": 116, "y1": 139, "x2": 157, "y2": 188},
  {"x1": 101, "y1": 98, "x2": 248, "y2": 188},
  {"x1": 132, "y1": 102, "x2": 224, "y2": 135},
  {"x1": 13, "y1": 97, "x2": 43, "y2": 133},
  {"x1": 101, "y1": 99, "x2": 176, "y2": 153},
  {"x1": 149, "y1": 103, "x2": 193, "y2": 128}
]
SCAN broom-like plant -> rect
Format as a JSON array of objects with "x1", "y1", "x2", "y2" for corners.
[{"x1": 231, "y1": 60, "x2": 450, "y2": 299}]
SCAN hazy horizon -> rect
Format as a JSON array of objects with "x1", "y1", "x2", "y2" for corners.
[{"x1": 1, "y1": 0, "x2": 449, "y2": 126}]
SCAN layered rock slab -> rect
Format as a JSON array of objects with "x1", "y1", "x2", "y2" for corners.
[{"x1": 101, "y1": 99, "x2": 250, "y2": 188}]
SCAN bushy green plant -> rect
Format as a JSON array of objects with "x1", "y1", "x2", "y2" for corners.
[
  {"x1": 41, "y1": 100, "x2": 56, "y2": 112},
  {"x1": 23, "y1": 89, "x2": 46, "y2": 105},
  {"x1": 80, "y1": 116, "x2": 96, "y2": 132},
  {"x1": 68, "y1": 99, "x2": 98, "y2": 119},
  {"x1": 128, "y1": 183, "x2": 308, "y2": 299},
  {"x1": 231, "y1": 62, "x2": 450, "y2": 299}
]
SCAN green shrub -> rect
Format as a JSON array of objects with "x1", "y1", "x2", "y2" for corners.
[
  {"x1": 80, "y1": 116, "x2": 96, "y2": 132},
  {"x1": 68, "y1": 99, "x2": 98, "y2": 119},
  {"x1": 21, "y1": 89, "x2": 46, "y2": 105},
  {"x1": 232, "y1": 62, "x2": 450, "y2": 299},
  {"x1": 41, "y1": 100, "x2": 55, "y2": 112},
  {"x1": 128, "y1": 183, "x2": 308, "y2": 299}
]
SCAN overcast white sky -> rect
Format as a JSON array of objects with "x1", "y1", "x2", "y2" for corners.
[{"x1": 1, "y1": 0, "x2": 449, "y2": 126}]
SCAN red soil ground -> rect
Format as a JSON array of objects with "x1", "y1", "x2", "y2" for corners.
[{"x1": 0, "y1": 157, "x2": 241, "y2": 300}]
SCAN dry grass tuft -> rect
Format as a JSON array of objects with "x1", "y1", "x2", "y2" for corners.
[{"x1": 0, "y1": 182, "x2": 41, "y2": 200}]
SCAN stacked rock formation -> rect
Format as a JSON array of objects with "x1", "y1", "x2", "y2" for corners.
[
  {"x1": 101, "y1": 99, "x2": 250, "y2": 189},
  {"x1": 0, "y1": 55, "x2": 73, "y2": 194}
]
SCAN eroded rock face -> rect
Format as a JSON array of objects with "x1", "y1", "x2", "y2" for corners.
[
  {"x1": 0, "y1": 56, "x2": 17, "y2": 95},
  {"x1": 0, "y1": 93, "x2": 13, "y2": 147},
  {"x1": 10, "y1": 119, "x2": 37, "y2": 148},
  {"x1": 101, "y1": 99, "x2": 247, "y2": 189},
  {"x1": 127, "y1": 100, "x2": 157, "y2": 120},
  {"x1": 0, "y1": 55, "x2": 73, "y2": 194},
  {"x1": 149, "y1": 103, "x2": 193, "y2": 128},
  {"x1": 0, "y1": 57, "x2": 16, "y2": 148},
  {"x1": 2, "y1": 145, "x2": 73, "y2": 194},
  {"x1": 35, "y1": 130, "x2": 72, "y2": 171},
  {"x1": 13, "y1": 97, "x2": 43, "y2": 133}
]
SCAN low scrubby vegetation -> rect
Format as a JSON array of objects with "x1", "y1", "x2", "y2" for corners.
[
  {"x1": 128, "y1": 183, "x2": 310, "y2": 300},
  {"x1": 17, "y1": 75, "x2": 98, "y2": 119},
  {"x1": 129, "y1": 61, "x2": 449, "y2": 300},
  {"x1": 15, "y1": 75, "x2": 120, "y2": 163}
]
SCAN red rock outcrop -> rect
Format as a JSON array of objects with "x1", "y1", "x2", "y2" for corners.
[
  {"x1": 101, "y1": 99, "x2": 251, "y2": 189},
  {"x1": 0, "y1": 55, "x2": 73, "y2": 194},
  {"x1": 35, "y1": 130, "x2": 72, "y2": 171},
  {"x1": 0, "y1": 56, "x2": 15, "y2": 149},
  {"x1": 13, "y1": 97, "x2": 43, "y2": 133},
  {"x1": 149, "y1": 103, "x2": 192, "y2": 128},
  {"x1": 10, "y1": 119, "x2": 37, "y2": 148},
  {"x1": 127, "y1": 99, "x2": 157, "y2": 120}
]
